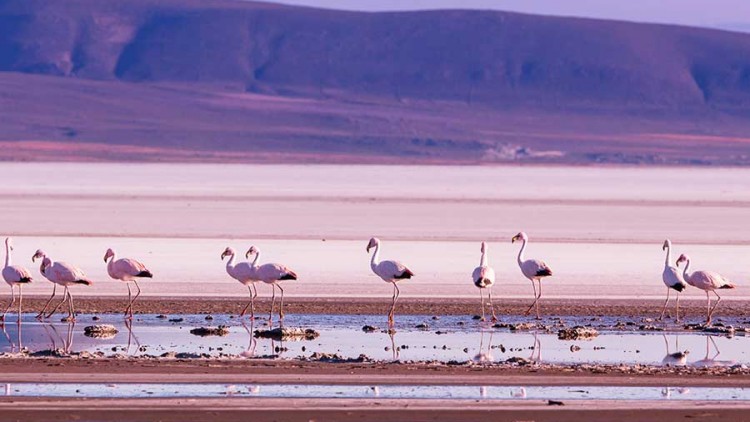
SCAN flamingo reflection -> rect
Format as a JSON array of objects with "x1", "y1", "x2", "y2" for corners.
[
  {"x1": 661, "y1": 334, "x2": 688, "y2": 366},
  {"x1": 692, "y1": 335, "x2": 736, "y2": 367},
  {"x1": 473, "y1": 330, "x2": 494, "y2": 363},
  {"x1": 240, "y1": 320, "x2": 257, "y2": 358}
]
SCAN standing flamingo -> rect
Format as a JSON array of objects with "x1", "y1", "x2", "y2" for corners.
[
  {"x1": 221, "y1": 247, "x2": 260, "y2": 319},
  {"x1": 676, "y1": 254, "x2": 734, "y2": 325},
  {"x1": 2, "y1": 238, "x2": 32, "y2": 321},
  {"x1": 366, "y1": 237, "x2": 414, "y2": 327},
  {"x1": 104, "y1": 248, "x2": 153, "y2": 319},
  {"x1": 32, "y1": 250, "x2": 93, "y2": 322},
  {"x1": 244, "y1": 246, "x2": 297, "y2": 325},
  {"x1": 511, "y1": 232, "x2": 552, "y2": 319},
  {"x1": 659, "y1": 240, "x2": 687, "y2": 321},
  {"x1": 472, "y1": 242, "x2": 497, "y2": 322}
]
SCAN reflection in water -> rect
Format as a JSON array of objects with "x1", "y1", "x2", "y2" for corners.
[
  {"x1": 529, "y1": 332, "x2": 542, "y2": 363},
  {"x1": 240, "y1": 320, "x2": 257, "y2": 358},
  {"x1": 388, "y1": 329, "x2": 399, "y2": 361},
  {"x1": 124, "y1": 319, "x2": 140, "y2": 354},
  {"x1": 693, "y1": 335, "x2": 736, "y2": 368},
  {"x1": 473, "y1": 331, "x2": 493, "y2": 363},
  {"x1": 45, "y1": 322, "x2": 75, "y2": 354},
  {"x1": 662, "y1": 334, "x2": 688, "y2": 366},
  {"x1": 0, "y1": 323, "x2": 20, "y2": 353}
]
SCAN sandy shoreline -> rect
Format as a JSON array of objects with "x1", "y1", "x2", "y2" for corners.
[{"x1": 6, "y1": 296, "x2": 749, "y2": 318}]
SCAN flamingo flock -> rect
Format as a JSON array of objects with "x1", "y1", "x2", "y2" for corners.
[{"x1": 0, "y1": 235, "x2": 739, "y2": 327}]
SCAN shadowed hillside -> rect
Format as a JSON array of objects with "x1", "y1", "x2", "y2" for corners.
[{"x1": 1, "y1": 0, "x2": 750, "y2": 164}]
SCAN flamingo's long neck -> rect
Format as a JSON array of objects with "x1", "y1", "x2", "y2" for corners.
[
  {"x1": 517, "y1": 239, "x2": 527, "y2": 266},
  {"x1": 225, "y1": 253, "x2": 236, "y2": 272},
  {"x1": 681, "y1": 258, "x2": 691, "y2": 282},
  {"x1": 3, "y1": 241, "x2": 10, "y2": 268},
  {"x1": 664, "y1": 244, "x2": 671, "y2": 267},
  {"x1": 370, "y1": 243, "x2": 380, "y2": 271},
  {"x1": 480, "y1": 248, "x2": 488, "y2": 267},
  {"x1": 106, "y1": 252, "x2": 116, "y2": 272},
  {"x1": 251, "y1": 252, "x2": 260, "y2": 267}
]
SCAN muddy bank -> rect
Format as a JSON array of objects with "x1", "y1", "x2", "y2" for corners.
[{"x1": 10, "y1": 297, "x2": 750, "y2": 319}]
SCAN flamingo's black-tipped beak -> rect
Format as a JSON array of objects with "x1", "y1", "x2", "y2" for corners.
[{"x1": 366, "y1": 245, "x2": 371, "y2": 253}]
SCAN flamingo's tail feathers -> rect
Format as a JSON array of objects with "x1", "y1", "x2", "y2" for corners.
[
  {"x1": 536, "y1": 267, "x2": 552, "y2": 277},
  {"x1": 280, "y1": 271, "x2": 297, "y2": 281},
  {"x1": 75, "y1": 279, "x2": 93, "y2": 286},
  {"x1": 720, "y1": 283, "x2": 735, "y2": 289},
  {"x1": 18, "y1": 277, "x2": 32, "y2": 284},
  {"x1": 137, "y1": 270, "x2": 153, "y2": 278},
  {"x1": 396, "y1": 269, "x2": 415, "y2": 279},
  {"x1": 474, "y1": 278, "x2": 491, "y2": 288},
  {"x1": 671, "y1": 283, "x2": 686, "y2": 292}
]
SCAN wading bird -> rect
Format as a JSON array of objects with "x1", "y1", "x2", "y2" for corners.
[
  {"x1": 660, "y1": 240, "x2": 687, "y2": 321},
  {"x1": 245, "y1": 246, "x2": 298, "y2": 324},
  {"x1": 221, "y1": 247, "x2": 260, "y2": 319},
  {"x1": 104, "y1": 248, "x2": 153, "y2": 319},
  {"x1": 32, "y1": 250, "x2": 92, "y2": 322},
  {"x1": 676, "y1": 254, "x2": 734, "y2": 326},
  {"x1": 511, "y1": 232, "x2": 552, "y2": 319},
  {"x1": 2, "y1": 238, "x2": 32, "y2": 321},
  {"x1": 472, "y1": 242, "x2": 497, "y2": 321},
  {"x1": 366, "y1": 237, "x2": 414, "y2": 327}
]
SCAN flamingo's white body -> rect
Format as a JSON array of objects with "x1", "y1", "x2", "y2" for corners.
[
  {"x1": 366, "y1": 237, "x2": 414, "y2": 327},
  {"x1": 245, "y1": 246, "x2": 298, "y2": 324},
  {"x1": 2, "y1": 238, "x2": 32, "y2": 321},
  {"x1": 660, "y1": 240, "x2": 687, "y2": 321},
  {"x1": 221, "y1": 247, "x2": 261, "y2": 319},
  {"x1": 676, "y1": 254, "x2": 734, "y2": 325},
  {"x1": 472, "y1": 242, "x2": 497, "y2": 321},
  {"x1": 32, "y1": 250, "x2": 93, "y2": 321},
  {"x1": 661, "y1": 334, "x2": 688, "y2": 367},
  {"x1": 511, "y1": 232, "x2": 552, "y2": 319},
  {"x1": 104, "y1": 248, "x2": 153, "y2": 319}
]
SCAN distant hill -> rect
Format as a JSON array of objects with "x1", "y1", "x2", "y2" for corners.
[{"x1": 1, "y1": 0, "x2": 750, "y2": 164}]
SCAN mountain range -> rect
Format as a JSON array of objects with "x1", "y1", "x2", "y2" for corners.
[{"x1": 1, "y1": 0, "x2": 750, "y2": 164}]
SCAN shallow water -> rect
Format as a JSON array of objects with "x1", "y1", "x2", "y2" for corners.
[
  {"x1": 1, "y1": 382, "x2": 748, "y2": 401},
  {"x1": 1, "y1": 314, "x2": 747, "y2": 366}
]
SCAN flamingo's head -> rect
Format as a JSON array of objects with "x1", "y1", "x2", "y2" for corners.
[
  {"x1": 366, "y1": 237, "x2": 380, "y2": 253},
  {"x1": 676, "y1": 254, "x2": 689, "y2": 267},
  {"x1": 104, "y1": 248, "x2": 115, "y2": 263},
  {"x1": 31, "y1": 249, "x2": 46, "y2": 262},
  {"x1": 245, "y1": 246, "x2": 259, "y2": 258},
  {"x1": 511, "y1": 232, "x2": 527, "y2": 243},
  {"x1": 5, "y1": 237, "x2": 12, "y2": 251},
  {"x1": 480, "y1": 241, "x2": 487, "y2": 253},
  {"x1": 221, "y1": 247, "x2": 235, "y2": 260},
  {"x1": 663, "y1": 239, "x2": 671, "y2": 251}
]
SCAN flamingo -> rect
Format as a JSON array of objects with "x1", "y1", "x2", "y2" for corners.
[
  {"x1": 511, "y1": 232, "x2": 552, "y2": 319},
  {"x1": 676, "y1": 254, "x2": 734, "y2": 325},
  {"x1": 32, "y1": 250, "x2": 93, "y2": 322},
  {"x1": 472, "y1": 242, "x2": 497, "y2": 322},
  {"x1": 244, "y1": 246, "x2": 298, "y2": 324},
  {"x1": 659, "y1": 240, "x2": 687, "y2": 321},
  {"x1": 2, "y1": 238, "x2": 32, "y2": 321},
  {"x1": 221, "y1": 247, "x2": 260, "y2": 319},
  {"x1": 366, "y1": 237, "x2": 414, "y2": 327},
  {"x1": 104, "y1": 248, "x2": 153, "y2": 319}
]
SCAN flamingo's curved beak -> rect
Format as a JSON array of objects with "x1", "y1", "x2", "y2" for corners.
[
  {"x1": 366, "y1": 245, "x2": 372, "y2": 253},
  {"x1": 220, "y1": 252, "x2": 227, "y2": 260}
]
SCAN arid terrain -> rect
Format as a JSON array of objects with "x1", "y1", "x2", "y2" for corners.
[{"x1": 2, "y1": 0, "x2": 750, "y2": 164}]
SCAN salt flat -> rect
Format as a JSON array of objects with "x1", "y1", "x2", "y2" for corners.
[{"x1": 1, "y1": 163, "x2": 747, "y2": 298}]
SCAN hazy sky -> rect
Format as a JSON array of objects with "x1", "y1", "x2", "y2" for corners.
[{"x1": 263, "y1": 0, "x2": 750, "y2": 29}]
